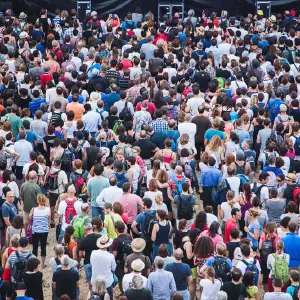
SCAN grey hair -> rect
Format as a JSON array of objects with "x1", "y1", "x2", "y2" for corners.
[
  {"x1": 54, "y1": 244, "x2": 65, "y2": 256},
  {"x1": 189, "y1": 59, "x2": 196, "y2": 67},
  {"x1": 216, "y1": 291, "x2": 228, "y2": 300},
  {"x1": 188, "y1": 9, "x2": 195, "y2": 17},
  {"x1": 175, "y1": 165, "x2": 183, "y2": 175},
  {"x1": 60, "y1": 254, "x2": 70, "y2": 266},
  {"x1": 93, "y1": 275, "x2": 107, "y2": 294},
  {"x1": 184, "y1": 113, "x2": 192, "y2": 122},
  {"x1": 132, "y1": 275, "x2": 144, "y2": 290},
  {"x1": 229, "y1": 46, "x2": 236, "y2": 55}
]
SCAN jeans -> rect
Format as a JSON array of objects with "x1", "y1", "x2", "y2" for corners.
[
  {"x1": 84, "y1": 264, "x2": 92, "y2": 281},
  {"x1": 32, "y1": 232, "x2": 48, "y2": 257},
  {"x1": 58, "y1": 230, "x2": 65, "y2": 244},
  {"x1": 178, "y1": 289, "x2": 190, "y2": 300},
  {"x1": 92, "y1": 206, "x2": 105, "y2": 221}
]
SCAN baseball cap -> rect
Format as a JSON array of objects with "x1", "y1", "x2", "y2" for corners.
[{"x1": 104, "y1": 202, "x2": 113, "y2": 209}]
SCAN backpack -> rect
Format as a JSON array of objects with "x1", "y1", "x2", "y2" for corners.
[
  {"x1": 73, "y1": 215, "x2": 89, "y2": 239},
  {"x1": 242, "y1": 259, "x2": 259, "y2": 285},
  {"x1": 50, "y1": 112, "x2": 63, "y2": 126},
  {"x1": 264, "y1": 168, "x2": 277, "y2": 189},
  {"x1": 64, "y1": 199, "x2": 77, "y2": 224},
  {"x1": 183, "y1": 161, "x2": 195, "y2": 182},
  {"x1": 293, "y1": 186, "x2": 300, "y2": 206},
  {"x1": 119, "y1": 101, "x2": 132, "y2": 121},
  {"x1": 117, "y1": 235, "x2": 132, "y2": 264},
  {"x1": 278, "y1": 115, "x2": 291, "y2": 134},
  {"x1": 235, "y1": 162, "x2": 246, "y2": 175},
  {"x1": 213, "y1": 256, "x2": 231, "y2": 282},
  {"x1": 166, "y1": 105, "x2": 178, "y2": 120},
  {"x1": 260, "y1": 236, "x2": 275, "y2": 264},
  {"x1": 266, "y1": 130, "x2": 277, "y2": 150},
  {"x1": 272, "y1": 254, "x2": 289, "y2": 284},
  {"x1": 293, "y1": 135, "x2": 300, "y2": 156},
  {"x1": 55, "y1": 257, "x2": 62, "y2": 270},
  {"x1": 70, "y1": 146, "x2": 83, "y2": 160},
  {"x1": 113, "y1": 120, "x2": 123, "y2": 134},
  {"x1": 0, "y1": 151, "x2": 7, "y2": 170},
  {"x1": 74, "y1": 172, "x2": 88, "y2": 202},
  {"x1": 245, "y1": 150, "x2": 256, "y2": 171},
  {"x1": 11, "y1": 251, "x2": 31, "y2": 283},
  {"x1": 62, "y1": 44, "x2": 72, "y2": 56},
  {"x1": 61, "y1": 150, "x2": 73, "y2": 174},
  {"x1": 177, "y1": 195, "x2": 194, "y2": 220},
  {"x1": 172, "y1": 176, "x2": 187, "y2": 197},
  {"x1": 252, "y1": 183, "x2": 266, "y2": 204},
  {"x1": 90, "y1": 292, "x2": 106, "y2": 300},
  {"x1": 292, "y1": 286, "x2": 300, "y2": 300},
  {"x1": 212, "y1": 179, "x2": 230, "y2": 205},
  {"x1": 44, "y1": 170, "x2": 61, "y2": 190},
  {"x1": 236, "y1": 174, "x2": 250, "y2": 185},
  {"x1": 142, "y1": 211, "x2": 157, "y2": 241}
]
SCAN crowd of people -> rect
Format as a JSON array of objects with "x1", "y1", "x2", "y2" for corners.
[{"x1": 0, "y1": 4, "x2": 300, "y2": 300}]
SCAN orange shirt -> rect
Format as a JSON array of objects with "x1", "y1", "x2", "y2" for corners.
[{"x1": 66, "y1": 102, "x2": 85, "y2": 121}]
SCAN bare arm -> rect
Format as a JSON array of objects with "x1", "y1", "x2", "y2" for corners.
[{"x1": 151, "y1": 223, "x2": 158, "y2": 242}]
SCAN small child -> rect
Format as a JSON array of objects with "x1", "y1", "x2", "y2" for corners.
[{"x1": 286, "y1": 269, "x2": 300, "y2": 298}]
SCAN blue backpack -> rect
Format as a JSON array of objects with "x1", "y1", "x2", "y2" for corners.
[
  {"x1": 242, "y1": 259, "x2": 259, "y2": 285},
  {"x1": 172, "y1": 176, "x2": 187, "y2": 197}
]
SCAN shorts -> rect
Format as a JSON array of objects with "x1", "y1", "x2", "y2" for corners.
[
  {"x1": 49, "y1": 193, "x2": 59, "y2": 207},
  {"x1": 191, "y1": 267, "x2": 197, "y2": 280},
  {"x1": 84, "y1": 264, "x2": 92, "y2": 281}
]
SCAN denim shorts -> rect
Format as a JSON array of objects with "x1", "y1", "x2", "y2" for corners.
[{"x1": 84, "y1": 263, "x2": 92, "y2": 281}]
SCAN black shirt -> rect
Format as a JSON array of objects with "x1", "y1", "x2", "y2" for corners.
[
  {"x1": 226, "y1": 241, "x2": 240, "y2": 260},
  {"x1": 78, "y1": 233, "x2": 99, "y2": 265},
  {"x1": 0, "y1": 279, "x2": 11, "y2": 299},
  {"x1": 23, "y1": 271, "x2": 43, "y2": 300},
  {"x1": 216, "y1": 69, "x2": 231, "y2": 79},
  {"x1": 290, "y1": 108, "x2": 300, "y2": 123},
  {"x1": 221, "y1": 282, "x2": 248, "y2": 300},
  {"x1": 192, "y1": 115, "x2": 211, "y2": 143},
  {"x1": 53, "y1": 269, "x2": 79, "y2": 299},
  {"x1": 125, "y1": 288, "x2": 153, "y2": 300},
  {"x1": 193, "y1": 71, "x2": 211, "y2": 92},
  {"x1": 133, "y1": 139, "x2": 157, "y2": 159}
]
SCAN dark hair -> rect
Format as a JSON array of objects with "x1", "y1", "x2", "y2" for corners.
[
  {"x1": 143, "y1": 198, "x2": 152, "y2": 209},
  {"x1": 26, "y1": 257, "x2": 40, "y2": 272},
  {"x1": 194, "y1": 211, "x2": 207, "y2": 232},
  {"x1": 12, "y1": 215, "x2": 24, "y2": 229},
  {"x1": 194, "y1": 236, "x2": 214, "y2": 258},
  {"x1": 208, "y1": 221, "x2": 219, "y2": 238},
  {"x1": 115, "y1": 221, "x2": 125, "y2": 233},
  {"x1": 231, "y1": 267, "x2": 242, "y2": 282},
  {"x1": 230, "y1": 227, "x2": 240, "y2": 239}
]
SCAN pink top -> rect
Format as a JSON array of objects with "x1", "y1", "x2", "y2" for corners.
[
  {"x1": 115, "y1": 194, "x2": 143, "y2": 224},
  {"x1": 200, "y1": 230, "x2": 224, "y2": 250},
  {"x1": 260, "y1": 232, "x2": 280, "y2": 249},
  {"x1": 286, "y1": 148, "x2": 295, "y2": 159}
]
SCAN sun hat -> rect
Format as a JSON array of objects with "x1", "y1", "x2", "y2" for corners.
[
  {"x1": 257, "y1": 10, "x2": 264, "y2": 16},
  {"x1": 91, "y1": 11, "x2": 98, "y2": 17},
  {"x1": 269, "y1": 15, "x2": 276, "y2": 23},
  {"x1": 131, "y1": 238, "x2": 146, "y2": 253},
  {"x1": 19, "y1": 12, "x2": 27, "y2": 19},
  {"x1": 131, "y1": 259, "x2": 145, "y2": 272},
  {"x1": 90, "y1": 91, "x2": 101, "y2": 102},
  {"x1": 19, "y1": 32, "x2": 28, "y2": 39},
  {"x1": 97, "y1": 235, "x2": 113, "y2": 249},
  {"x1": 285, "y1": 173, "x2": 296, "y2": 182}
]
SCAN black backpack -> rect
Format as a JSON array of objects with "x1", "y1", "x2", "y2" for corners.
[
  {"x1": 45, "y1": 170, "x2": 61, "y2": 190},
  {"x1": 143, "y1": 211, "x2": 157, "y2": 241},
  {"x1": 61, "y1": 150, "x2": 73, "y2": 174},
  {"x1": 11, "y1": 251, "x2": 31, "y2": 282},
  {"x1": 119, "y1": 100, "x2": 132, "y2": 121},
  {"x1": 50, "y1": 111, "x2": 63, "y2": 126},
  {"x1": 260, "y1": 236, "x2": 275, "y2": 265},
  {"x1": 293, "y1": 286, "x2": 300, "y2": 300},
  {"x1": 117, "y1": 235, "x2": 132, "y2": 264},
  {"x1": 177, "y1": 195, "x2": 193, "y2": 220},
  {"x1": 252, "y1": 183, "x2": 265, "y2": 203},
  {"x1": 213, "y1": 256, "x2": 231, "y2": 282}
]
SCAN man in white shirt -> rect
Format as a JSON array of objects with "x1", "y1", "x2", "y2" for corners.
[
  {"x1": 218, "y1": 36, "x2": 231, "y2": 57},
  {"x1": 57, "y1": 184, "x2": 83, "y2": 242},
  {"x1": 96, "y1": 176, "x2": 123, "y2": 206},
  {"x1": 82, "y1": 103, "x2": 101, "y2": 135},
  {"x1": 122, "y1": 259, "x2": 147, "y2": 291},
  {"x1": 187, "y1": 86, "x2": 205, "y2": 116},
  {"x1": 129, "y1": 59, "x2": 142, "y2": 81},
  {"x1": 114, "y1": 91, "x2": 134, "y2": 117},
  {"x1": 230, "y1": 73, "x2": 247, "y2": 95},
  {"x1": 163, "y1": 59, "x2": 177, "y2": 84},
  {"x1": 178, "y1": 114, "x2": 197, "y2": 145},
  {"x1": 226, "y1": 166, "x2": 241, "y2": 202}
]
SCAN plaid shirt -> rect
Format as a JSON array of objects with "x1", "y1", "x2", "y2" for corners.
[
  {"x1": 151, "y1": 118, "x2": 168, "y2": 132},
  {"x1": 127, "y1": 84, "x2": 141, "y2": 102},
  {"x1": 63, "y1": 27, "x2": 75, "y2": 39}
]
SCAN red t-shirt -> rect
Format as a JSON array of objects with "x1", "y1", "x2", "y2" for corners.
[
  {"x1": 40, "y1": 73, "x2": 53, "y2": 87},
  {"x1": 136, "y1": 101, "x2": 157, "y2": 116},
  {"x1": 224, "y1": 218, "x2": 238, "y2": 243},
  {"x1": 121, "y1": 59, "x2": 133, "y2": 70}
]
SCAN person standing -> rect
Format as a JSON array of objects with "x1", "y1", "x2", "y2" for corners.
[
  {"x1": 30, "y1": 110, "x2": 47, "y2": 154},
  {"x1": 20, "y1": 171, "x2": 42, "y2": 233},
  {"x1": 90, "y1": 235, "x2": 116, "y2": 299},
  {"x1": 87, "y1": 164, "x2": 110, "y2": 219},
  {"x1": 263, "y1": 278, "x2": 292, "y2": 300},
  {"x1": 165, "y1": 249, "x2": 193, "y2": 300},
  {"x1": 187, "y1": 86, "x2": 205, "y2": 117},
  {"x1": 224, "y1": 208, "x2": 242, "y2": 244}
]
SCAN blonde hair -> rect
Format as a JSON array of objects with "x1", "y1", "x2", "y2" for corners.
[
  {"x1": 276, "y1": 240, "x2": 284, "y2": 252},
  {"x1": 207, "y1": 135, "x2": 222, "y2": 152},
  {"x1": 206, "y1": 266, "x2": 216, "y2": 283},
  {"x1": 37, "y1": 194, "x2": 47, "y2": 206},
  {"x1": 155, "y1": 194, "x2": 163, "y2": 205},
  {"x1": 248, "y1": 208, "x2": 260, "y2": 218}
]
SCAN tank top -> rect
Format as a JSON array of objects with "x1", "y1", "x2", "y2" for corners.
[
  {"x1": 8, "y1": 227, "x2": 23, "y2": 246},
  {"x1": 240, "y1": 195, "x2": 253, "y2": 218},
  {"x1": 155, "y1": 221, "x2": 170, "y2": 245},
  {"x1": 163, "y1": 149, "x2": 174, "y2": 164},
  {"x1": 235, "y1": 161, "x2": 246, "y2": 175},
  {"x1": 182, "y1": 240, "x2": 194, "y2": 268}
]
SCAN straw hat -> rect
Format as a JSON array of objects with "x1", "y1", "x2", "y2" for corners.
[
  {"x1": 97, "y1": 235, "x2": 113, "y2": 249},
  {"x1": 131, "y1": 259, "x2": 145, "y2": 272},
  {"x1": 131, "y1": 238, "x2": 146, "y2": 253},
  {"x1": 90, "y1": 91, "x2": 101, "y2": 102}
]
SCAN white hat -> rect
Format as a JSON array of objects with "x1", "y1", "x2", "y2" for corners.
[
  {"x1": 90, "y1": 91, "x2": 101, "y2": 102},
  {"x1": 97, "y1": 235, "x2": 113, "y2": 249},
  {"x1": 269, "y1": 15, "x2": 276, "y2": 23},
  {"x1": 19, "y1": 32, "x2": 28, "y2": 39},
  {"x1": 91, "y1": 11, "x2": 98, "y2": 17},
  {"x1": 131, "y1": 259, "x2": 145, "y2": 272},
  {"x1": 131, "y1": 238, "x2": 146, "y2": 253}
]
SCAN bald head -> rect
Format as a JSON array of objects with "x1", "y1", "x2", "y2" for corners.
[
  {"x1": 175, "y1": 165, "x2": 183, "y2": 175},
  {"x1": 28, "y1": 170, "x2": 37, "y2": 181},
  {"x1": 174, "y1": 248, "x2": 184, "y2": 260}
]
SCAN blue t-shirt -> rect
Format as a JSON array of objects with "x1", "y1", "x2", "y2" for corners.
[
  {"x1": 1, "y1": 202, "x2": 18, "y2": 223},
  {"x1": 29, "y1": 98, "x2": 46, "y2": 117},
  {"x1": 268, "y1": 99, "x2": 285, "y2": 123},
  {"x1": 17, "y1": 131, "x2": 37, "y2": 145},
  {"x1": 204, "y1": 129, "x2": 225, "y2": 143},
  {"x1": 165, "y1": 262, "x2": 192, "y2": 291},
  {"x1": 68, "y1": 95, "x2": 85, "y2": 104},
  {"x1": 205, "y1": 256, "x2": 232, "y2": 269},
  {"x1": 247, "y1": 221, "x2": 261, "y2": 249},
  {"x1": 135, "y1": 210, "x2": 156, "y2": 239},
  {"x1": 286, "y1": 285, "x2": 299, "y2": 298}
]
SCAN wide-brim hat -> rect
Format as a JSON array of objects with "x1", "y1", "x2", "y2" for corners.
[
  {"x1": 19, "y1": 32, "x2": 28, "y2": 39},
  {"x1": 131, "y1": 238, "x2": 146, "y2": 253},
  {"x1": 97, "y1": 235, "x2": 113, "y2": 249},
  {"x1": 131, "y1": 259, "x2": 145, "y2": 272},
  {"x1": 285, "y1": 173, "x2": 296, "y2": 182},
  {"x1": 90, "y1": 91, "x2": 101, "y2": 102}
]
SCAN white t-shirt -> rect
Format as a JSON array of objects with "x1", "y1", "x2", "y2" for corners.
[
  {"x1": 144, "y1": 190, "x2": 163, "y2": 210},
  {"x1": 236, "y1": 257, "x2": 261, "y2": 275},
  {"x1": 199, "y1": 278, "x2": 222, "y2": 300},
  {"x1": 226, "y1": 177, "x2": 241, "y2": 202},
  {"x1": 22, "y1": 162, "x2": 45, "y2": 176},
  {"x1": 187, "y1": 97, "x2": 205, "y2": 116},
  {"x1": 178, "y1": 122, "x2": 197, "y2": 146},
  {"x1": 267, "y1": 253, "x2": 290, "y2": 278},
  {"x1": 96, "y1": 186, "x2": 123, "y2": 207},
  {"x1": 221, "y1": 202, "x2": 241, "y2": 222},
  {"x1": 58, "y1": 199, "x2": 83, "y2": 231},
  {"x1": 0, "y1": 181, "x2": 19, "y2": 198},
  {"x1": 122, "y1": 273, "x2": 148, "y2": 291}
]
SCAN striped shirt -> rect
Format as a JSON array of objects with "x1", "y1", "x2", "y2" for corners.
[{"x1": 32, "y1": 207, "x2": 50, "y2": 233}]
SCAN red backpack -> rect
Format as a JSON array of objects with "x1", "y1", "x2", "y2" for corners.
[
  {"x1": 293, "y1": 186, "x2": 300, "y2": 206},
  {"x1": 64, "y1": 199, "x2": 77, "y2": 224}
]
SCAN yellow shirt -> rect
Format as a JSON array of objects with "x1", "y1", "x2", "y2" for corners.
[{"x1": 104, "y1": 213, "x2": 124, "y2": 239}]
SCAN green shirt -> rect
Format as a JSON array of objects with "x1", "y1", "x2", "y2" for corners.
[
  {"x1": 20, "y1": 181, "x2": 42, "y2": 213},
  {"x1": 7, "y1": 114, "x2": 22, "y2": 138},
  {"x1": 87, "y1": 176, "x2": 109, "y2": 207}
]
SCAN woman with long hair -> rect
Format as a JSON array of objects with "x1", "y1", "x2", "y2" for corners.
[
  {"x1": 191, "y1": 211, "x2": 209, "y2": 232},
  {"x1": 0, "y1": 169, "x2": 19, "y2": 200},
  {"x1": 221, "y1": 152, "x2": 235, "y2": 179},
  {"x1": 88, "y1": 275, "x2": 110, "y2": 300},
  {"x1": 199, "y1": 266, "x2": 222, "y2": 299},
  {"x1": 30, "y1": 194, "x2": 50, "y2": 268},
  {"x1": 62, "y1": 225, "x2": 77, "y2": 260},
  {"x1": 156, "y1": 169, "x2": 172, "y2": 220},
  {"x1": 5, "y1": 215, "x2": 25, "y2": 247},
  {"x1": 91, "y1": 216, "x2": 107, "y2": 236},
  {"x1": 146, "y1": 159, "x2": 161, "y2": 188},
  {"x1": 200, "y1": 221, "x2": 223, "y2": 250},
  {"x1": 258, "y1": 221, "x2": 280, "y2": 292},
  {"x1": 206, "y1": 135, "x2": 224, "y2": 167},
  {"x1": 225, "y1": 132, "x2": 240, "y2": 157},
  {"x1": 113, "y1": 202, "x2": 128, "y2": 224},
  {"x1": 244, "y1": 208, "x2": 261, "y2": 251},
  {"x1": 144, "y1": 179, "x2": 165, "y2": 211}
]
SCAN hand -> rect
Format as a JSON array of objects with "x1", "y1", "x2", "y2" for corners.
[{"x1": 244, "y1": 226, "x2": 249, "y2": 233}]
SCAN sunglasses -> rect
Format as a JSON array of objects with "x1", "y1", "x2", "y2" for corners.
[{"x1": 276, "y1": 179, "x2": 282, "y2": 182}]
